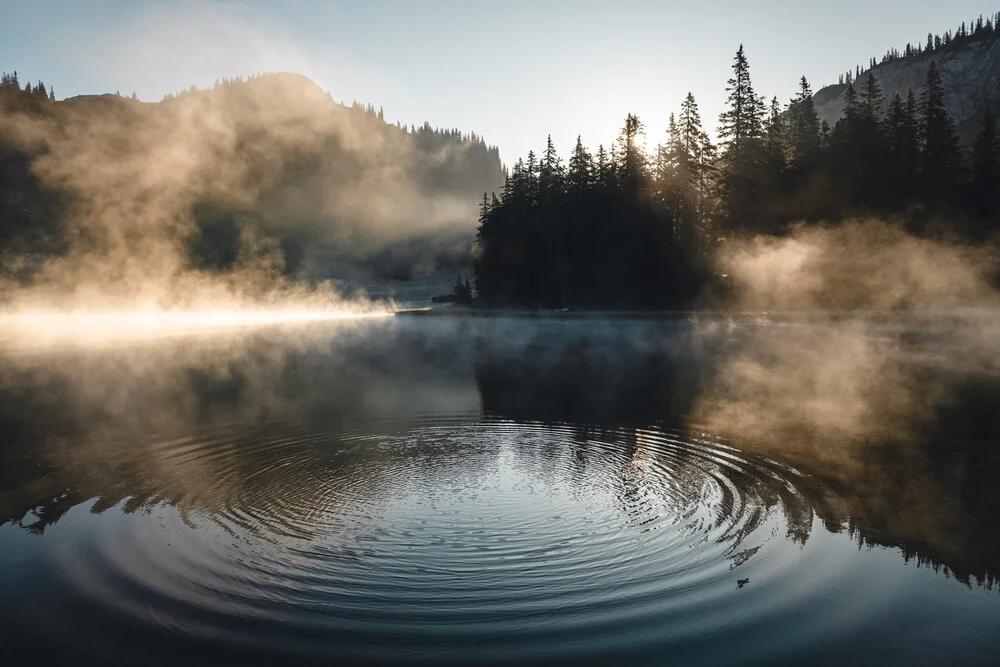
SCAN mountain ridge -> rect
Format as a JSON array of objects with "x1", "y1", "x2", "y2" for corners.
[{"x1": 813, "y1": 26, "x2": 1000, "y2": 145}]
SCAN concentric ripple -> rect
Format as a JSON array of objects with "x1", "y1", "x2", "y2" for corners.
[{"x1": 0, "y1": 416, "x2": 890, "y2": 665}]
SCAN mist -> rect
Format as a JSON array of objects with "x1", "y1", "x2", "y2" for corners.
[
  {"x1": 690, "y1": 219, "x2": 1000, "y2": 457},
  {"x1": 0, "y1": 70, "x2": 502, "y2": 318}
]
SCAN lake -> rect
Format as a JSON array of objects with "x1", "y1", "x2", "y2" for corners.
[{"x1": 0, "y1": 314, "x2": 998, "y2": 665}]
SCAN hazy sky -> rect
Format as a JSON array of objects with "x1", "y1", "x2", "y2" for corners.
[{"x1": 2, "y1": 0, "x2": 996, "y2": 164}]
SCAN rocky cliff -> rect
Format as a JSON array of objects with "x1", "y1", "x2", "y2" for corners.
[{"x1": 814, "y1": 32, "x2": 1000, "y2": 144}]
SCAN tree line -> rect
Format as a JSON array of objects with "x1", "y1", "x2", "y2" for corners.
[
  {"x1": 474, "y1": 44, "x2": 1000, "y2": 309},
  {"x1": 858, "y1": 10, "x2": 1000, "y2": 80},
  {"x1": 0, "y1": 71, "x2": 505, "y2": 283}
]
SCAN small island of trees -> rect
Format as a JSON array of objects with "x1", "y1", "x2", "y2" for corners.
[{"x1": 474, "y1": 35, "x2": 1000, "y2": 309}]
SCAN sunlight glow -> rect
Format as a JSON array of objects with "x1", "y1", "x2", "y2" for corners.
[{"x1": 0, "y1": 307, "x2": 393, "y2": 349}]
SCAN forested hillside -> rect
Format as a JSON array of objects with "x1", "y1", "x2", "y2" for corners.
[
  {"x1": 815, "y1": 10, "x2": 1000, "y2": 146},
  {"x1": 474, "y1": 16, "x2": 1000, "y2": 309},
  {"x1": 0, "y1": 72, "x2": 504, "y2": 284}
]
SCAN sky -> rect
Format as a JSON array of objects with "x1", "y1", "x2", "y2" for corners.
[{"x1": 1, "y1": 0, "x2": 997, "y2": 164}]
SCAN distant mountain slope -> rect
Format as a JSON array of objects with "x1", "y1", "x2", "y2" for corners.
[
  {"x1": 0, "y1": 72, "x2": 504, "y2": 284},
  {"x1": 814, "y1": 26, "x2": 1000, "y2": 145}
]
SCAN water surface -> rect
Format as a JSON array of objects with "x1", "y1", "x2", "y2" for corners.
[{"x1": 0, "y1": 316, "x2": 998, "y2": 665}]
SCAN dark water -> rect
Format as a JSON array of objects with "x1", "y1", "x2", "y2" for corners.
[{"x1": 0, "y1": 315, "x2": 998, "y2": 665}]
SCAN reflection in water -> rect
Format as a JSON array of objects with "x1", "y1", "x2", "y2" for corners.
[
  {"x1": 0, "y1": 316, "x2": 998, "y2": 665},
  {"x1": 474, "y1": 316, "x2": 1000, "y2": 590}
]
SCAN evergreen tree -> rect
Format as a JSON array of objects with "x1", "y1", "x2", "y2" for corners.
[
  {"x1": 717, "y1": 44, "x2": 763, "y2": 154},
  {"x1": 919, "y1": 60, "x2": 962, "y2": 194},
  {"x1": 539, "y1": 134, "x2": 565, "y2": 197},
  {"x1": 969, "y1": 108, "x2": 999, "y2": 224},
  {"x1": 861, "y1": 72, "x2": 884, "y2": 122},
  {"x1": 595, "y1": 144, "x2": 610, "y2": 188},
  {"x1": 567, "y1": 136, "x2": 594, "y2": 193},
  {"x1": 717, "y1": 45, "x2": 767, "y2": 233},
  {"x1": 829, "y1": 81, "x2": 887, "y2": 211},
  {"x1": 658, "y1": 113, "x2": 683, "y2": 217},
  {"x1": 524, "y1": 150, "x2": 540, "y2": 203},
  {"x1": 787, "y1": 76, "x2": 820, "y2": 169},
  {"x1": 677, "y1": 93, "x2": 714, "y2": 225},
  {"x1": 883, "y1": 91, "x2": 919, "y2": 203},
  {"x1": 762, "y1": 96, "x2": 786, "y2": 173},
  {"x1": 616, "y1": 113, "x2": 647, "y2": 191},
  {"x1": 479, "y1": 192, "x2": 491, "y2": 224},
  {"x1": 678, "y1": 93, "x2": 704, "y2": 163}
]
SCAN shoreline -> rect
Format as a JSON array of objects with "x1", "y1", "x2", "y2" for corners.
[{"x1": 394, "y1": 306, "x2": 1000, "y2": 322}]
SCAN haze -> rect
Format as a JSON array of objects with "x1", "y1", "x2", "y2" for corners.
[{"x1": 2, "y1": 0, "x2": 996, "y2": 162}]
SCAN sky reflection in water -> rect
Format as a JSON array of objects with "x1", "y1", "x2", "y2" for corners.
[{"x1": 0, "y1": 315, "x2": 998, "y2": 666}]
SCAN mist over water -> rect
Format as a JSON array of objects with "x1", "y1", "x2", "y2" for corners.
[
  {"x1": 0, "y1": 70, "x2": 503, "y2": 321},
  {"x1": 3, "y1": 118, "x2": 1000, "y2": 661},
  {"x1": 0, "y1": 315, "x2": 998, "y2": 665},
  {"x1": 2, "y1": 23, "x2": 1000, "y2": 665}
]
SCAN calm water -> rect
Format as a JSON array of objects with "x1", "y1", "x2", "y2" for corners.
[{"x1": 0, "y1": 315, "x2": 998, "y2": 665}]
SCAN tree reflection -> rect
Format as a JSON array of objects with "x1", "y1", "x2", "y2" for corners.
[{"x1": 0, "y1": 316, "x2": 997, "y2": 590}]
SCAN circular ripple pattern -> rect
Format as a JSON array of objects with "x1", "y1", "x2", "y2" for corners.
[{"x1": 17, "y1": 418, "x2": 856, "y2": 665}]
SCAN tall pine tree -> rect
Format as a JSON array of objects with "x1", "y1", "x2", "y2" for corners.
[
  {"x1": 969, "y1": 108, "x2": 999, "y2": 224},
  {"x1": 567, "y1": 136, "x2": 594, "y2": 193},
  {"x1": 787, "y1": 76, "x2": 820, "y2": 170},
  {"x1": 919, "y1": 60, "x2": 961, "y2": 197}
]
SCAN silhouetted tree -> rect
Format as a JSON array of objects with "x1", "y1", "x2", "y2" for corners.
[
  {"x1": 539, "y1": 134, "x2": 565, "y2": 199},
  {"x1": 717, "y1": 45, "x2": 764, "y2": 154},
  {"x1": 919, "y1": 60, "x2": 962, "y2": 199},
  {"x1": 717, "y1": 45, "x2": 766, "y2": 233},
  {"x1": 567, "y1": 136, "x2": 594, "y2": 194},
  {"x1": 969, "y1": 109, "x2": 999, "y2": 226},
  {"x1": 787, "y1": 76, "x2": 820, "y2": 171},
  {"x1": 885, "y1": 91, "x2": 920, "y2": 200}
]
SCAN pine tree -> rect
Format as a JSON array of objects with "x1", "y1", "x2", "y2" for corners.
[
  {"x1": 787, "y1": 76, "x2": 820, "y2": 168},
  {"x1": 524, "y1": 150, "x2": 539, "y2": 203},
  {"x1": 842, "y1": 84, "x2": 860, "y2": 123},
  {"x1": 886, "y1": 93, "x2": 908, "y2": 154},
  {"x1": 861, "y1": 72, "x2": 884, "y2": 122},
  {"x1": 658, "y1": 113, "x2": 683, "y2": 217},
  {"x1": 820, "y1": 119, "x2": 831, "y2": 147},
  {"x1": 678, "y1": 93, "x2": 703, "y2": 162},
  {"x1": 567, "y1": 135, "x2": 593, "y2": 193},
  {"x1": 717, "y1": 44, "x2": 763, "y2": 154},
  {"x1": 595, "y1": 144, "x2": 610, "y2": 187},
  {"x1": 763, "y1": 96, "x2": 786, "y2": 170},
  {"x1": 904, "y1": 88, "x2": 919, "y2": 142},
  {"x1": 885, "y1": 91, "x2": 919, "y2": 200},
  {"x1": 539, "y1": 134, "x2": 565, "y2": 197},
  {"x1": 717, "y1": 45, "x2": 768, "y2": 232},
  {"x1": 677, "y1": 93, "x2": 714, "y2": 221},
  {"x1": 616, "y1": 113, "x2": 646, "y2": 190},
  {"x1": 919, "y1": 60, "x2": 961, "y2": 189},
  {"x1": 969, "y1": 108, "x2": 999, "y2": 223},
  {"x1": 479, "y1": 192, "x2": 491, "y2": 225}
]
